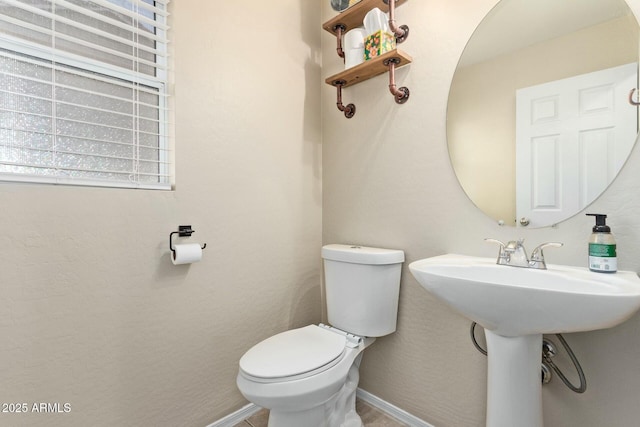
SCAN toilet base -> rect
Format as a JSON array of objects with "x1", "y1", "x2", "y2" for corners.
[{"x1": 267, "y1": 354, "x2": 364, "y2": 427}]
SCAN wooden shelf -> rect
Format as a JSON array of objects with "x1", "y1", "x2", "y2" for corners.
[
  {"x1": 322, "y1": 0, "x2": 408, "y2": 35},
  {"x1": 324, "y1": 0, "x2": 412, "y2": 117},
  {"x1": 325, "y1": 49, "x2": 412, "y2": 88}
]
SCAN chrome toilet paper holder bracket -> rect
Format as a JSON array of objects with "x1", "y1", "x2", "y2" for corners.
[{"x1": 170, "y1": 225, "x2": 207, "y2": 255}]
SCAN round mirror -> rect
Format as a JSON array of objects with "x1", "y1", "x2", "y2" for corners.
[{"x1": 447, "y1": 0, "x2": 639, "y2": 228}]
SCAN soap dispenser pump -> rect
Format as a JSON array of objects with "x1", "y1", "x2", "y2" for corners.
[{"x1": 586, "y1": 213, "x2": 617, "y2": 273}]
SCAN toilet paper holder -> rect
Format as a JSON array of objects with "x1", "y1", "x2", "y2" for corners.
[{"x1": 170, "y1": 225, "x2": 207, "y2": 255}]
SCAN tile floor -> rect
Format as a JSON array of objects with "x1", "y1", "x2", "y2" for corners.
[{"x1": 232, "y1": 398, "x2": 409, "y2": 427}]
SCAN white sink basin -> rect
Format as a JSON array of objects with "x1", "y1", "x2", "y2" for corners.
[
  {"x1": 409, "y1": 254, "x2": 640, "y2": 337},
  {"x1": 409, "y1": 253, "x2": 640, "y2": 427}
]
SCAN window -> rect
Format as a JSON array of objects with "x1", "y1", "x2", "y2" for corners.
[{"x1": 0, "y1": 0, "x2": 170, "y2": 189}]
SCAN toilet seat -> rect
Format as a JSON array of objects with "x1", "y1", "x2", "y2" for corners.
[{"x1": 239, "y1": 325, "x2": 348, "y2": 383}]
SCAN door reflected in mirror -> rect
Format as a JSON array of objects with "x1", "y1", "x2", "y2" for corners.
[{"x1": 447, "y1": 0, "x2": 639, "y2": 228}]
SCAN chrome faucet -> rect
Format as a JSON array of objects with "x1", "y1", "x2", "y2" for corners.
[{"x1": 485, "y1": 238, "x2": 563, "y2": 270}]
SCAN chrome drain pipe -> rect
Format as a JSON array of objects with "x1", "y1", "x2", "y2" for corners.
[{"x1": 470, "y1": 322, "x2": 587, "y2": 393}]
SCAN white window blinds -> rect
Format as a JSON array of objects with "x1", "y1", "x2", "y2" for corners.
[{"x1": 0, "y1": 0, "x2": 170, "y2": 189}]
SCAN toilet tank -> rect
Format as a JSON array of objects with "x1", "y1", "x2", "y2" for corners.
[{"x1": 321, "y1": 244, "x2": 404, "y2": 337}]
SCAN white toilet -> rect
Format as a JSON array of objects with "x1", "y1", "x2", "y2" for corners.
[{"x1": 236, "y1": 244, "x2": 404, "y2": 427}]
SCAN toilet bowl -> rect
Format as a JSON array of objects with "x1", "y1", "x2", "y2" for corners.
[
  {"x1": 237, "y1": 324, "x2": 375, "y2": 427},
  {"x1": 236, "y1": 245, "x2": 404, "y2": 427}
]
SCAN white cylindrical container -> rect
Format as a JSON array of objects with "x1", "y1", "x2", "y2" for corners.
[
  {"x1": 171, "y1": 243, "x2": 203, "y2": 265},
  {"x1": 322, "y1": 244, "x2": 404, "y2": 337},
  {"x1": 344, "y1": 28, "x2": 366, "y2": 69}
]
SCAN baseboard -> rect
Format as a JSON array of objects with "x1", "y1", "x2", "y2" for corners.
[
  {"x1": 207, "y1": 389, "x2": 434, "y2": 427},
  {"x1": 205, "y1": 402, "x2": 261, "y2": 427},
  {"x1": 356, "y1": 388, "x2": 435, "y2": 427}
]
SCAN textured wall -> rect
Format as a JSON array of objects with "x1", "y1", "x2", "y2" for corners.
[
  {"x1": 322, "y1": 0, "x2": 640, "y2": 426},
  {"x1": 0, "y1": 1, "x2": 322, "y2": 426},
  {"x1": 4, "y1": 1, "x2": 640, "y2": 426}
]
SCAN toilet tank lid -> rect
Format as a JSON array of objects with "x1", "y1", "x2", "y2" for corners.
[{"x1": 322, "y1": 244, "x2": 404, "y2": 265}]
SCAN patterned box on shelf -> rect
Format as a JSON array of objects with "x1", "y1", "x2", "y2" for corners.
[{"x1": 364, "y1": 30, "x2": 396, "y2": 60}]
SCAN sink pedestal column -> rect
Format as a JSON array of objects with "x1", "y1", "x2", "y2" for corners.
[{"x1": 484, "y1": 331, "x2": 543, "y2": 427}]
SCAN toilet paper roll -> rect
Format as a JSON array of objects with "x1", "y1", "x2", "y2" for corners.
[
  {"x1": 171, "y1": 243, "x2": 203, "y2": 265},
  {"x1": 344, "y1": 28, "x2": 366, "y2": 69}
]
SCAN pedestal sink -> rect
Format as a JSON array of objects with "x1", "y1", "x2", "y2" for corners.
[{"x1": 409, "y1": 254, "x2": 640, "y2": 427}]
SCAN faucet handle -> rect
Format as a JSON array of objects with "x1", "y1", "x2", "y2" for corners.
[
  {"x1": 530, "y1": 242, "x2": 563, "y2": 269},
  {"x1": 531, "y1": 242, "x2": 563, "y2": 259},
  {"x1": 484, "y1": 238, "x2": 505, "y2": 248},
  {"x1": 485, "y1": 238, "x2": 508, "y2": 264}
]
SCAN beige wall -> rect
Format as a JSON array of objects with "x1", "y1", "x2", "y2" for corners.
[
  {"x1": 322, "y1": 0, "x2": 640, "y2": 426},
  {"x1": 0, "y1": 1, "x2": 322, "y2": 426},
  {"x1": 4, "y1": 1, "x2": 640, "y2": 426},
  {"x1": 449, "y1": 16, "x2": 639, "y2": 225}
]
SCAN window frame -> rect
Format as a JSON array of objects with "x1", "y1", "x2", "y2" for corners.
[{"x1": 0, "y1": 0, "x2": 171, "y2": 190}]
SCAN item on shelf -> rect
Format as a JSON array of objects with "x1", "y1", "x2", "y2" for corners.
[
  {"x1": 364, "y1": 30, "x2": 395, "y2": 60},
  {"x1": 331, "y1": 0, "x2": 362, "y2": 12},
  {"x1": 344, "y1": 27, "x2": 367, "y2": 68},
  {"x1": 363, "y1": 8, "x2": 394, "y2": 60},
  {"x1": 363, "y1": 7, "x2": 388, "y2": 34},
  {"x1": 331, "y1": 0, "x2": 350, "y2": 12}
]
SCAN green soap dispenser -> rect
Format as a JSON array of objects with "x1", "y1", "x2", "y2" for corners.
[{"x1": 586, "y1": 213, "x2": 617, "y2": 273}]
